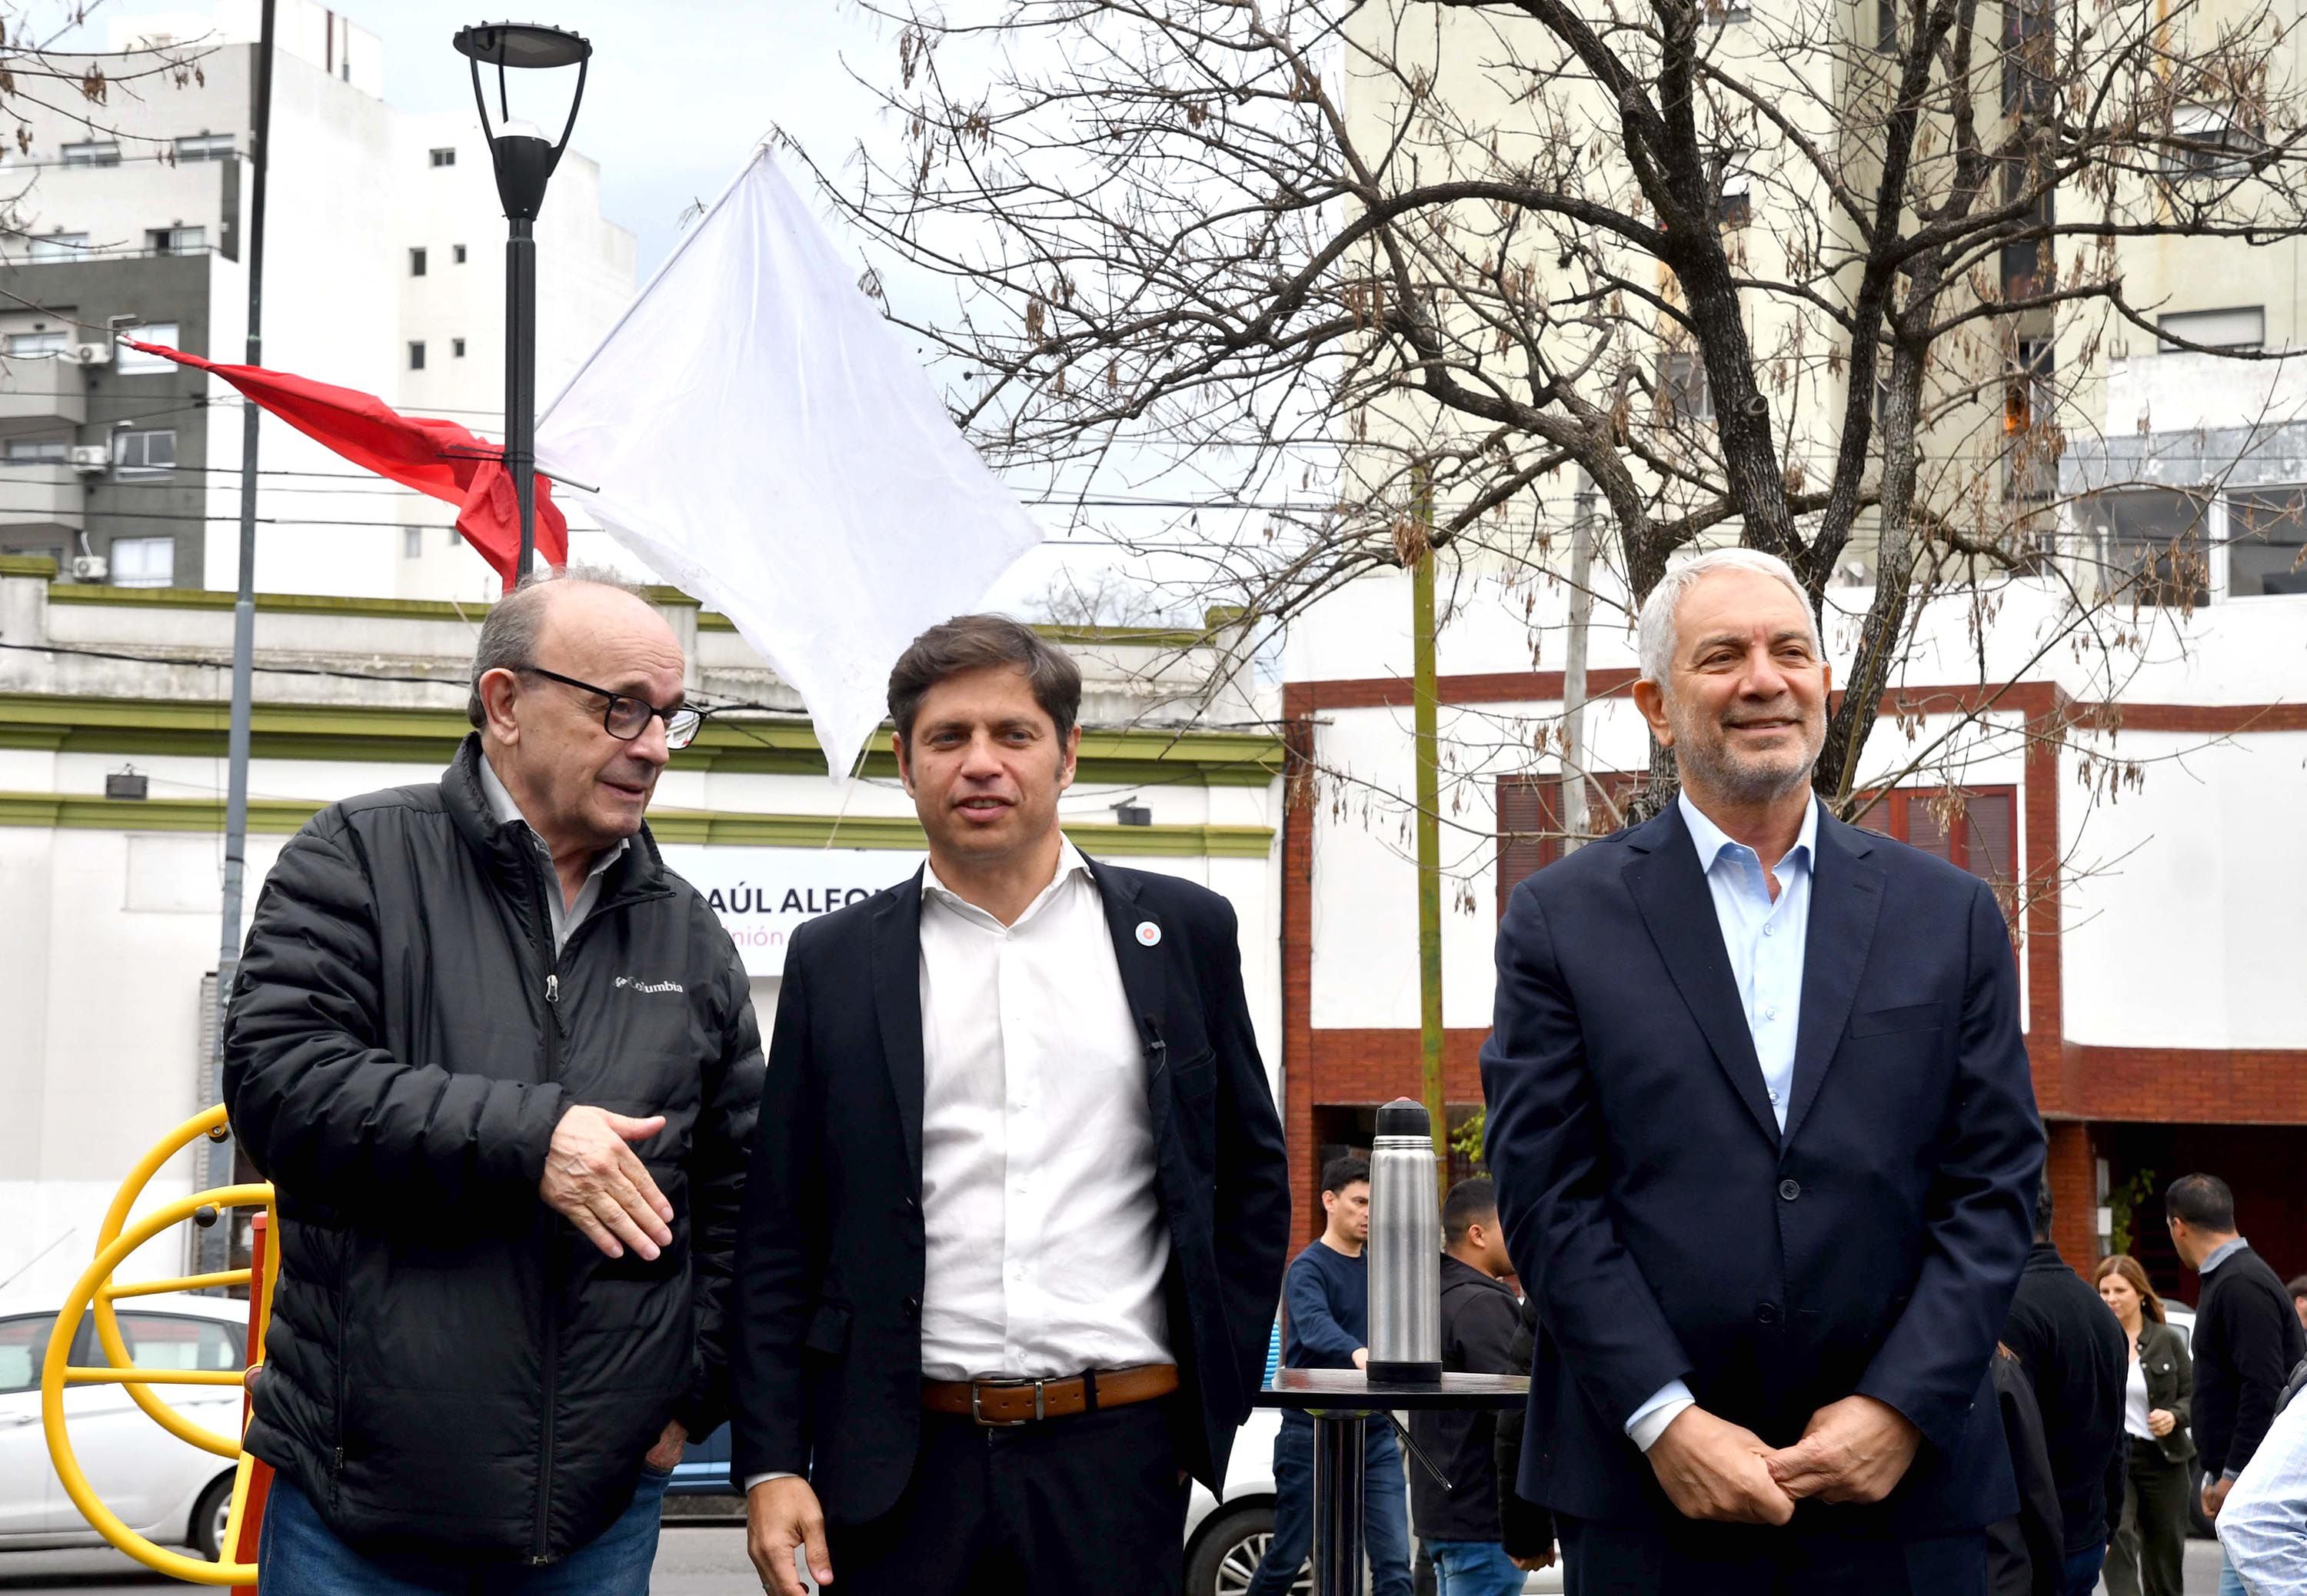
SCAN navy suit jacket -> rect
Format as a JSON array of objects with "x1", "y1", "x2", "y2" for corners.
[
  {"x1": 1480, "y1": 801, "x2": 2044, "y2": 1536},
  {"x1": 727, "y1": 856, "x2": 1291, "y2": 1525}
]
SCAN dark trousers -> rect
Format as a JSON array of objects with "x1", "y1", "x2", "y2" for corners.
[
  {"x1": 2104, "y1": 1436, "x2": 2191, "y2": 1596},
  {"x1": 1246, "y1": 1415, "x2": 1414, "y2": 1596},
  {"x1": 1556, "y1": 1514, "x2": 1988, "y2": 1596},
  {"x1": 824, "y1": 1401, "x2": 1186, "y2": 1596}
]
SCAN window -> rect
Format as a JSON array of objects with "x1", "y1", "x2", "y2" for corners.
[
  {"x1": 2225, "y1": 488, "x2": 2307, "y2": 597},
  {"x1": 0, "y1": 1313, "x2": 59, "y2": 1394},
  {"x1": 62, "y1": 141, "x2": 120, "y2": 166},
  {"x1": 408, "y1": 341, "x2": 426, "y2": 371},
  {"x1": 1496, "y1": 773, "x2": 1647, "y2": 916},
  {"x1": 1719, "y1": 177, "x2": 1751, "y2": 231},
  {"x1": 108, "y1": 536, "x2": 175, "y2": 587},
  {"x1": 5, "y1": 330, "x2": 67, "y2": 356},
  {"x1": 2158, "y1": 306, "x2": 2265, "y2": 352},
  {"x1": 146, "y1": 226, "x2": 205, "y2": 254},
  {"x1": 1853, "y1": 788, "x2": 2018, "y2": 893},
  {"x1": 2080, "y1": 489, "x2": 2212, "y2": 607},
  {"x1": 403, "y1": 525, "x2": 423, "y2": 560},
  {"x1": 115, "y1": 327, "x2": 181, "y2": 375},
  {"x1": 453, "y1": 244, "x2": 468, "y2": 264},
  {"x1": 1999, "y1": 171, "x2": 2054, "y2": 301},
  {"x1": 410, "y1": 247, "x2": 428, "y2": 277},
  {"x1": 429, "y1": 147, "x2": 456, "y2": 168},
  {"x1": 2002, "y1": 0, "x2": 2054, "y2": 116},
  {"x1": 451, "y1": 337, "x2": 465, "y2": 358},
  {"x1": 2165, "y1": 108, "x2": 2264, "y2": 185},
  {"x1": 2004, "y1": 339, "x2": 2053, "y2": 434},
  {"x1": 114, "y1": 428, "x2": 176, "y2": 475},
  {"x1": 26, "y1": 232, "x2": 86, "y2": 261},
  {"x1": 5, "y1": 437, "x2": 67, "y2": 461},
  {"x1": 1659, "y1": 351, "x2": 1714, "y2": 424},
  {"x1": 174, "y1": 133, "x2": 234, "y2": 161},
  {"x1": 115, "y1": 1313, "x2": 242, "y2": 1372},
  {"x1": 1876, "y1": 0, "x2": 1899, "y2": 51}
]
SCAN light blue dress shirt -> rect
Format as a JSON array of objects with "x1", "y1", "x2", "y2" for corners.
[
  {"x1": 2220, "y1": 1363, "x2": 2307, "y2": 1593},
  {"x1": 1625, "y1": 792, "x2": 1820, "y2": 1452}
]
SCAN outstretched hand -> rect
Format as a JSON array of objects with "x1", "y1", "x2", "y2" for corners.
[{"x1": 1764, "y1": 1395, "x2": 1921, "y2": 1506}]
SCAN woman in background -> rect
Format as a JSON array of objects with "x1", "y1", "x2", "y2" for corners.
[{"x1": 2097, "y1": 1253, "x2": 2195, "y2": 1596}]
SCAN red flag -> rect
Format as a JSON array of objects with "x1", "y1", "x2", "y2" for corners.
[{"x1": 125, "y1": 341, "x2": 567, "y2": 586}]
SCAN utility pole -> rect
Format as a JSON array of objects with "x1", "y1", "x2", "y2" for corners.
[
  {"x1": 206, "y1": 0, "x2": 275, "y2": 1277},
  {"x1": 1561, "y1": 480, "x2": 1597, "y2": 855},
  {"x1": 1409, "y1": 468, "x2": 1449, "y2": 1204}
]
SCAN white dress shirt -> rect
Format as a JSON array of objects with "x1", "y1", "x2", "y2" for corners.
[
  {"x1": 914, "y1": 839, "x2": 1172, "y2": 1381},
  {"x1": 744, "y1": 842, "x2": 1173, "y2": 1491},
  {"x1": 1626, "y1": 793, "x2": 1820, "y2": 1453}
]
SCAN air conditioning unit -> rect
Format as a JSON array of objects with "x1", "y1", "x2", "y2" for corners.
[
  {"x1": 67, "y1": 444, "x2": 110, "y2": 472},
  {"x1": 72, "y1": 341, "x2": 111, "y2": 365},
  {"x1": 68, "y1": 554, "x2": 108, "y2": 582}
]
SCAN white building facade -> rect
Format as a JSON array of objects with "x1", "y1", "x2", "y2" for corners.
[{"x1": 0, "y1": 560, "x2": 1284, "y2": 1303}]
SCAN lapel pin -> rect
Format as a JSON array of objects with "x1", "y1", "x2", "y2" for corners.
[{"x1": 1135, "y1": 920, "x2": 1162, "y2": 947}]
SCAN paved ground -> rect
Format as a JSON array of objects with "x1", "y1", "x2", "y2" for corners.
[{"x1": 0, "y1": 1529, "x2": 2234, "y2": 1592}]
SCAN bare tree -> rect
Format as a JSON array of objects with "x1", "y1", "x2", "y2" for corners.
[{"x1": 797, "y1": 0, "x2": 2307, "y2": 838}]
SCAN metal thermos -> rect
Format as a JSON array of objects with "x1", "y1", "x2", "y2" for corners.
[{"x1": 1365, "y1": 1097, "x2": 1442, "y2": 1383}]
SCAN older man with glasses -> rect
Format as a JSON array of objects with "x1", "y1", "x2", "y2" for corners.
[{"x1": 222, "y1": 567, "x2": 762, "y2": 1594}]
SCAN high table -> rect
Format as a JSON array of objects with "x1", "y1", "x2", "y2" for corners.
[{"x1": 1254, "y1": 1368, "x2": 1530, "y2": 1596}]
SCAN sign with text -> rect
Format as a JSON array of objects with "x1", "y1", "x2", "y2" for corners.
[{"x1": 657, "y1": 845, "x2": 924, "y2": 977}]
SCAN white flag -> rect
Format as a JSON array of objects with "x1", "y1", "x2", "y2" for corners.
[{"x1": 538, "y1": 146, "x2": 1044, "y2": 783}]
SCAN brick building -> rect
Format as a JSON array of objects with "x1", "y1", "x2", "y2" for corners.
[{"x1": 1277, "y1": 570, "x2": 2307, "y2": 1305}]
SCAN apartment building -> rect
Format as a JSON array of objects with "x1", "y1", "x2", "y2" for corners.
[{"x1": 0, "y1": 1, "x2": 635, "y2": 603}]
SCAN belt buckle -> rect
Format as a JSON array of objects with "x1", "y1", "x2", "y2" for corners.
[{"x1": 970, "y1": 1378, "x2": 1044, "y2": 1428}]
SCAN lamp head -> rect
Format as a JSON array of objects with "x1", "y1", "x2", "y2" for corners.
[{"x1": 452, "y1": 22, "x2": 592, "y2": 222}]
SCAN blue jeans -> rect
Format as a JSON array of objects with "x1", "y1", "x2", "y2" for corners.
[
  {"x1": 1245, "y1": 1416, "x2": 1414, "y2": 1596},
  {"x1": 255, "y1": 1465, "x2": 670, "y2": 1594},
  {"x1": 2059, "y1": 1543, "x2": 2105, "y2": 1596},
  {"x1": 2220, "y1": 1544, "x2": 2249, "y2": 1596},
  {"x1": 1429, "y1": 1537, "x2": 1528, "y2": 1596}
]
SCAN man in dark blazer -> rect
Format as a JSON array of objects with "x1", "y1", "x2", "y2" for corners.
[
  {"x1": 731, "y1": 615, "x2": 1290, "y2": 1596},
  {"x1": 1481, "y1": 549, "x2": 2045, "y2": 1595}
]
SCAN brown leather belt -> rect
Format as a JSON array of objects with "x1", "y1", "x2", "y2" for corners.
[{"x1": 922, "y1": 1363, "x2": 1180, "y2": 1427}]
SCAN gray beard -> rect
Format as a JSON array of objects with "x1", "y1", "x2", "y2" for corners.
[{"x1": 1673, "y1": 729, "x2": 1820, "y2": 806}]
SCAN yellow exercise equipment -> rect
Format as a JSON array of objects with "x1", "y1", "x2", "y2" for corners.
[{"x1": 40, "y1": 1103, "x2": 278, "y2": 1586}]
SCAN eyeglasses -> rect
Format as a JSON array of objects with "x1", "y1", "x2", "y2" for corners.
[{"x1": 517, "y1": 665, "x2": 707, "y2": 751}]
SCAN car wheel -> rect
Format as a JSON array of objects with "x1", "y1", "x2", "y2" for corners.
[
  {"x1": 190, "y1": 1471, "x2": 237, "y2": 1561},
  {"x1": 1186, "y1": 1502, "x2": 1312, "y2": 1596}
]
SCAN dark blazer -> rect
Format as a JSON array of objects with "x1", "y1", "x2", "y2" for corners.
[
  {"x1": 2192, "y1": 1244, "x2": 2306, "y2": 1479},
  {"x1": 1480, "y1": 801, "x2": 2045, "y2": 1536},
  {"x1": 2135, "y1": 1317, "x2": 2194, "y2": 1466},
  {"x1": 726, "y1": 857, "x2": 1292, "y2": 1524}
]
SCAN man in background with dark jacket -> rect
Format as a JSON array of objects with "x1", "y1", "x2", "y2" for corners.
[
  {"x1": 1411, "y1": 1178, "x2": 1528, "y2": 1596},
  {"x1": 1999, "y1": 1174, "x2": 2125, "y2": 1596},
  {"x1": 2167, "y1": 1172, "x2": 2307, "y2": 1596},
  {"x1": 225, "y1": 570, "x2": 763, "y2": 1594}
]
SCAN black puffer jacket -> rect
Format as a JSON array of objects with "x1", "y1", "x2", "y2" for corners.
[{"x1": 223, "y1": 736, "x2": 762, "y2": 1560}]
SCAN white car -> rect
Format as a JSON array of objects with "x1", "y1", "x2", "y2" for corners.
[
  {"x1": 1184, "y1": 1407, "x2": 1563, "y2": 1595},
  {"x1": 0, "y1": 1292, "x2": 249, "y2": 1559}
]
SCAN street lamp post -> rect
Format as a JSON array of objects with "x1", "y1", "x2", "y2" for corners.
[{"x1": 451, "y1": 21, "x2": 591, "y2": 585}]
